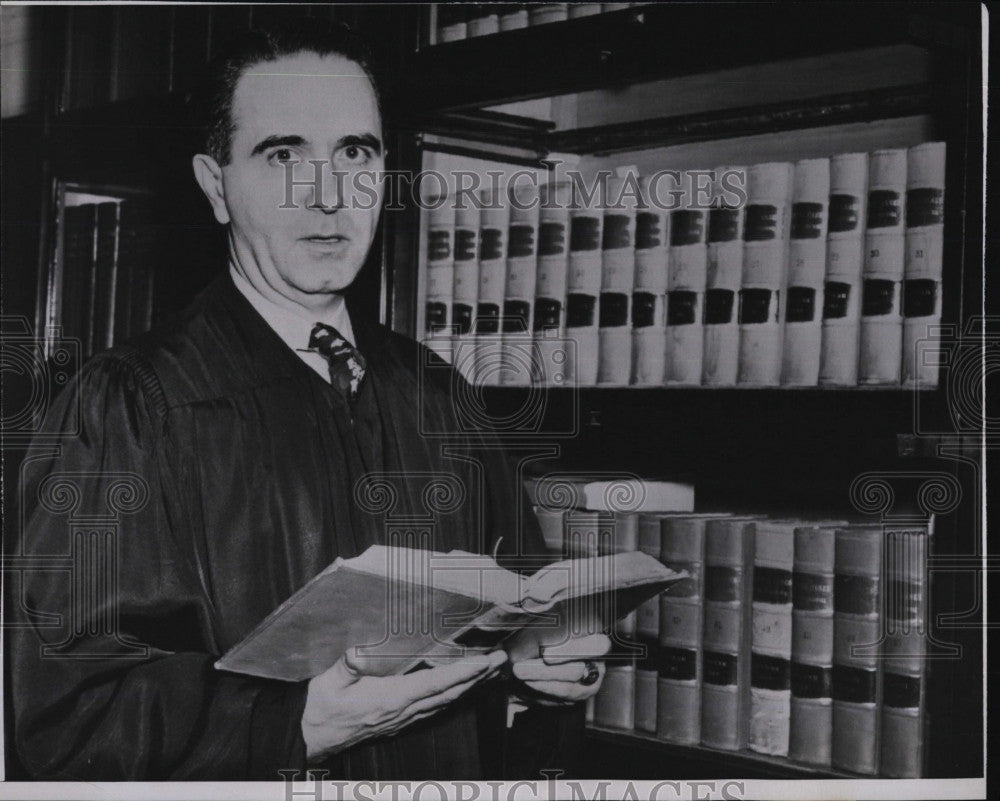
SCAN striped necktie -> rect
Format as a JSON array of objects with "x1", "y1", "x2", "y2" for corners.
[{"x1": 308, "y1": 322, "x2": 367, "y2": 401}]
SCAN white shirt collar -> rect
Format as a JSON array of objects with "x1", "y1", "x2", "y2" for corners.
[{"x1": 229, "y1": 266, "x2": 356, "y2": 383}]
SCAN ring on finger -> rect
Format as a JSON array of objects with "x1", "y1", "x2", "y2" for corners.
[{"x1": 580, "y1": 660, "x2": 600, "y2": 686}]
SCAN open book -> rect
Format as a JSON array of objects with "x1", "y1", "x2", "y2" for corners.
[{"x1": 216, "y1": 545, "x2": 685, "y2": 681}]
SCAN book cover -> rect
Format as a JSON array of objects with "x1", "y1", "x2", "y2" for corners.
[
  {"x1": 631, "y1": 175, "x2": 670, "y2": 386},
  {"x1": 634, "y1": 512, "x2": 666, "y2": 733},
  {"x1": 902, "y1": 141, "x2": 946, "y2": 388},
  {"x1": 475, "y1": 188, "x2": 509, "y2": 386},
  {"x1": 424, "y1": 196, "x2": 456, "y2": 364},
  {"x1": 466, "y1": 5, "x2": 500, "y2": 37},
  {"x1": 703, "y1": 165, "x2": 746, "y2": 387},
  {"x1": 859, "y1": 149, "x2": 907, "y2": 385},
  {"x1": 701, "y1": 517, "x2": 757, "y2": 751},
  {"x1": 565, "y1": 174, "x2": 605, "y2": 385},
  {"x1": 819, "y1": 152, "x2": 868, "y2": 386},
  {"x1": 452, "y1": 202, "x2": 481, "y2": 384},
  {"x1": 832, "y1": 524, "x2": 883, "y2": 775},
  {"x1": 666, "y1": 172, "x2": 708, "y2": 385},
  {"x1": 525, "y1": 476, "x2": 694, "y2": 514},
  {"x1": 534, "y1": 182, "x2": 572, "y2": 386},
  {"x1": 501, "y1": 183, "x2": 540, "y2": 386},
  {"x1": 598, "y1": 170, "x2": 638, "y2": 386},
  {"x1": 781, "y1": 158, "x2": 830, "y2": 386},
  {"x1": 789, "y1": 523, "x2": 839, "y2": 766},
  {"x1": 737, "y1": 162, "x2": 794, "y2": 386}
]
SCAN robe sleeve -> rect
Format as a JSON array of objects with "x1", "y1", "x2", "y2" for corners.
[{"x1": 8, "y1": 351, "x2": 310, "y2": 780}]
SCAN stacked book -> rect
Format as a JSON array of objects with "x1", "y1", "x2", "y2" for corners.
[
  {"x1": 528, "y1": 504, "x2": 934, "y2": 778},
  {"x1": 418, "y1": 142, "x2": 946, "y2": 389}
]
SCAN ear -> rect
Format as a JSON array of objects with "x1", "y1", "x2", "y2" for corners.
[{"x1": 192, "y1": 153, "x2": 230, "y2": 225}]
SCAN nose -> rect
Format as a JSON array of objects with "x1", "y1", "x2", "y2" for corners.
[{"x1": 307, "y1": 166, "x2": 346, "y2": 214}]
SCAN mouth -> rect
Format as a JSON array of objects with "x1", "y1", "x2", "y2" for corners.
[{"x1": 302, "y1": 234, "x2": 349, "y2": 244}]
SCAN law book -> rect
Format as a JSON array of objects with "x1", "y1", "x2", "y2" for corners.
[
  {"x1": 634, "y1": 513, "x2": 666, "y2": 733},
  {"x1": 701, "y1": 517, "x2": 757, "y2": 751},
  {"x1": 466, "y1": 4, "x2": 500, "y2": 37},
  {"x1": 656, "y1": 515, "x2": 715, "y2": 745},
  {"x1": 500, "y1": 183, "x2": 540, "y2": 386},
  {"x1": 631, "y1": 175, "x2": 670, "y2": 386},
  {"x1": 665, "y1": 172, "x2": 708, "y2": 385},
  {"x1": 598, "y1": 170, "x2": 638, "y2": 386},
  {"x1": 117, "y1": 198, "x2": 155, "y2": 338},
  {"x1": 524, "y1": 476, "x2": 694, "y2": 514},
  {"x1": 88, "y1": 201, "x2": 121, "y2": 356},
  {"x1": 565, "y1": 175, "x2": 606, "y2": 385},
  {"x1": 819, "y1": 152, "x2": 868, "y2": 386},
  {"x1": 58, "y1": 202, "x2": 98, "y2": 348},
  {"x1": 217, "y1": 544, "x2": 685, "y2": 682},
  {"x1": 859, "y1": 149, "x2": 907, "y2": 385},
  {"x1": 532, "y1": 506, "x2": 565, "y2": 555},
  {"x1": 436, "y1": 3, "x2": 468, "y2": 43},
  {"x1": 529, "y1": 3, "x2": 569, "y2": 25},
  {"x1": 788, "y1": 523, "x2": 839, "y2": 767},
  {"x1": 569, "y1": 2, "x2": 602, "y2": 17},
  {"x1": 880, "y1": 523, "x2": 931, "y2": 778},
  {"x1": 781, "y1": 158, "x2": 830, "y2": 386},
  {"x1": 534, "y1": 182, "x2": 572, "y2": 386},
  {"x1": 424, "y1": 197, "x2": 456, "y2": 364},
  {"x1": 594, "y1": 657, "x2": 637, "y2": 730},
  {"x1": 831, "y1": 524, "x2": 883, "y2": 775},
  {"x1": 902, "y1": 141, "x2": 946, "y2": 388},
  {"x1": 703, "y1": 165, "x2": 746, "y2": 387},
  {"x1": 474, "y1": 188, "x2": 509, "y2": 386},
  {"x1": 452, "y1": 202, "x2": 481, "y2": 384},
  {"x1": 498, "y1": 3, "x2": 529, "y2": 31},
  {"x1": 737, "y1": 162, "x2": 794, "y2": 386}
]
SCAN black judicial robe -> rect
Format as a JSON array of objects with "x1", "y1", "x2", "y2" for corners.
[{"x1": 9, "y1": 274, "x2": 564, "y2": 780}]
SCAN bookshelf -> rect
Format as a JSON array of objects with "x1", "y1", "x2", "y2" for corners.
[{"x1": 387, "y1": 1, "x2": 985, "y2": 782}]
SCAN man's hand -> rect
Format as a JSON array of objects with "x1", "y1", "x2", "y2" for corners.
[
  {"x1": 302, "y1": 649, "x2": 507, "y2": 761},
  {"x1": 510, "y1": 633, "x2": 611, "y2": 705}
]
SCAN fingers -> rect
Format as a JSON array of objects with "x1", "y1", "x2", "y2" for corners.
[
  {"x1": 517, "y1": 679, "x2": 597, "y2": 703},
  {"x1": 540, "y1": 633, "x2": 611, "y2": 665},
  {"x1": 512, "y1": 659, "x2": 595, "y2": 683},
  {"x1": 393, "y1": 649, "x2": 507, "y2": 703}
]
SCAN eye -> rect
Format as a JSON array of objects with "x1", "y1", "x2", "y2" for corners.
[
  {"x1": 339, "y1": 144, "x2": 371, "y2": 165},
  {"x1": 268, "y1": 148, "x2": 295, "y2": 165}
]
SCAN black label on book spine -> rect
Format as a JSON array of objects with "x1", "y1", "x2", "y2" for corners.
[
  {"x1": 866, "y1": 189, "x2": 903, "y2": 229},
  {"x1": 565, "y1": 293, "x2": 597, "y2": 328},
  {"x1": 704, "y1": 289, "x2": 735, "y2": 325},
  {"x1": 786, "y1": 287, "x2": 816, "y2": 323},
  {"x1": 885, "y1": 580, "x2": 923, "y2": 623},
  {"x1": 828, "y1": 194, "x2": 861, "y2": 233},
  {"x1": 631, "y1": 292, "x2": 657, "y2": 327},
  {"x1": 538, "y1": 221, "x2": 566, "y2": 256},
  {"x1": 743, "y1": 204, "x2": 779, "y2": 242},
  {"x1": 903, "y1": 279, "x2": 939, "y2": 318},
  {"x1": 476, "y1": 303, "x2": 500, "y2": 334},
  {"x1": 599, "y1": 292, "x2": 629, "y2": 327},
  {"x1": 480, "y1": 228, "x2": 504, "y2": 261},
  {"x1": 708, "y1": 208, "x2": 740, "y2": 243},
  {"x1": 790, "y1": 201, "x2": 824, "y2": 240},
  {"x1": 508, "y1": 224, "x2": 536, "y2": 258},
  {"x1": 533, "y1": 298, "x2": 562, "y2": 331},
  {"x1": 751, "y1": 653, "x2": 791, "y2": 690},
  {"x1": 602, "y1": 214, "x2": 632, "y2": 251},
  {"x1": 791, "y1": 662, "x2": 833, "y2": 698},
  {"x1": 834, "y1": 575, "x2": 880, "y2": 615},
  {"x1": 704, "y1": 566, "x2": 741, "y2": 602},
  {"x1": 906, "y1": 187, "x2": 944, "y2": 228},
  {"x1": 739, "y1": 288, "x2": 778, "y2": 325},
  {"x1": 832, "y1": 664, "x2": 877, "y2": 704},
  {"x1": 455, "y1": 229, "x2": 477, "y2": 262},
  {"x1": 452, "y1": 303, "x2": 473, "y2": 335},
  {"x1": 703, "y1": 651, "x2": 738, "y2": 686},
  {"x1": 822, "y1": 281, "x2": 852, "y2": 320},
  {"x1": 793, "y1": 572, "x2": 833, "y2": 611},
  {"x1": 658, "y1": 646, "x2": 698, "y2": 681},
  {"x1": 502, "y1": 301, "x2": 530, "y2": 333},
  {"x1": 667, "y1": 291, "x2": 698, "y2": 326},
  {"x1": 428, "y1": 230, "x2": 452, "y2": 261},
  {"x1": 861, "y1": 279, "x2": 898, "y2": 317},
  {"x1": 753, "y1": 567, "x2": 793, "y2": 604},
  {"x1": 882, "y1": 671, "x2": 922, "y2": 709},
  {"x1": 671, "y1": 210, "x2": 704, "y2": 246},
  {"x1": 425, "y1": 302, "x2": 447, "y2": 330},
  {"x1": 636, "y1": 212, "x2": 663, "y2": 249},
  {"x1": 570, "y1": 216, "x2": 601, "y2": 252}
]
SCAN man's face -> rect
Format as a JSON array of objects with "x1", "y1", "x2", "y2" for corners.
[{"x1": 214, "y1": 52, "x2": 384, "y2": 308}]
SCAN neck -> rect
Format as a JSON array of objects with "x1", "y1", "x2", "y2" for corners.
[{"x1": 228, "y1": 251, "x2": 344, "y2": 321}]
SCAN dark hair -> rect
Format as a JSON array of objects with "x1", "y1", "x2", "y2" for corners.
[{"x1": 200, "y1": 21, "x2": 382, "y2": 165}]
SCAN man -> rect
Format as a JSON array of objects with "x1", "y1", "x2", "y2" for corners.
[{"x1": 9, "y1": 23, "x2": 607, "y2": 780}]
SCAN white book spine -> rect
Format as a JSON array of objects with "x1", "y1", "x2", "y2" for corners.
[
  {"x1": 500, "y1": 183, "x2": 540, "y2": 386},
  {"x1": 703, "y1": 165, "x2": 746, "y2": 386},
  {"x1": 819, "y1": 152, "x2": 868, "y2": 386},
  {"x1": 529, "y1": 3, "x2": 569, "y2": 25},
  {"x1": 859, "y1": 149, "x2": 907, "y2": 385},
  {"x1": 781, "y1": 158, "x2": 830, "y2": 386},
  {"x1": 902, "y1": 141, "x2": 946, "y2": 388},
  {"x1": 475, "y1": 189, "x2": 509, "y2": 386},
  {"x1": 535, "y1": 182, "x2": 572, "y2": 387},
  {"x1": 598, "y1": 170, "x2": 638, "y2": 386},
  {"x1": 425, "y1": 198, "x2": 455, "y2": 363},
  {"x1": 738, "y1": 162, "x2": 795, "y2": 386},
  {"x1": 666, "y1": 171, "x2": 709, "y2": 385},
  {"x1": 631, "y1": 176, "x2": 670, "y2": 386},
  {"x1": 565, "y1": 175, "x2": 606, "y2": 386},
  {"x1": 498, "y1": 5, "x2": 528, "y2": 31},
  {"x1": 451, "y1": 203, "x2": 481, "y2": 384}
]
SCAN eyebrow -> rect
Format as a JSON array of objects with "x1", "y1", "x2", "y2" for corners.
[{"x1": 250, "y1": 133, "x2": 383, "y2": 158}]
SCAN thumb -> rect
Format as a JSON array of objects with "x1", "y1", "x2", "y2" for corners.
[{"x1": 318, "y1": 650, "x2": 364, "y2": 690}]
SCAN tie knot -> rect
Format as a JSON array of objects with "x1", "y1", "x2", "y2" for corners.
[{"x1": 308, "y1": 323, "x2": 366, "y2": 399}]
